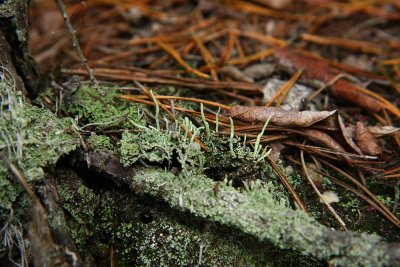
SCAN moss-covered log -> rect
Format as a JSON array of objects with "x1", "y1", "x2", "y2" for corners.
[{"x1": 85, "y1": 149, "x2": 400, "y2": 266}]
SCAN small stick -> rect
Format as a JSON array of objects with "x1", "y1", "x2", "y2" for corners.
[
  {"x1": 266, "y1": 155, "x2": 309, "y2": 214},
  {"x1": 55, "y1": 0, "x2": 103, "y2": 94},
  {"x1": 300, "y1": 150, "x2": 347, "y2": 230},
  {"x1": 275, "y1": 69, "x2": 303, "y2": 107}
]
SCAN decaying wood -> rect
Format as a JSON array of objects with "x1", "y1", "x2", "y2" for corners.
[
  {"x1": 0, "y1": 0, "x2": 40, "y2": 96},
  {"x1": 84, "y1": 150, "x2": 400, "y2": 267}
]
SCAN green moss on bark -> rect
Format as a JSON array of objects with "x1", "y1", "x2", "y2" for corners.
[
  {"x1": 68, "y1": 85, "x2": 146, "y2": 130},
  {"x1": 0, "y1": 76, "x2": 78, "y2": 223}
]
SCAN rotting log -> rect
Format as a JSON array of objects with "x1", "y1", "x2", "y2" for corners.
[
  {"x1": 84, "y1": 150, "x2": 400, "y2": 267},
  {"x1": 0, "y1": 0, "x2": 40, "y2": 97}
]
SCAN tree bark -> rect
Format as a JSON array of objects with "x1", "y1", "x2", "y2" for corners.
[{"x1": 0, "y1": 0, "x2": 40, "y2": 97}]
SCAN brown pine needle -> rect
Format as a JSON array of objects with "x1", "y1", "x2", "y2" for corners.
[
  {"x1": 300, "y1": 150, "x2": 347, "y2": 229},
  {"x1": 266, "y1": 155, "x2": 309, "y2": 214},
  {"x1": 320, "y1": 159, "x2": 400, "y2": 228},
  {"x1": 352, "y1": 84, "x2": 400, "y2": 119},
  {"x1": 301, "y1": 33, "x2": 385, "y2": 55},
  {"x1": 234, "y1": 35, "x2": 245, "y2": 60},
  {"x1": 380, "y1": 58, "x2": 400, "y2": 65},
  {"x1": 264, "y1": 69, "x2": 303, "y2": 107},
  {"x1": 220, "y1": 29, "x2": 236, "y2": 62},
  {"x1": 157, "y1": 41, "x2": 210, "y2": 79},
  {"x1": 276, "y1": 69, "x2": 303, "y2": 107},
  {"x1": 193, "y1": 35, "x2": 218, "y2": 80},
  {"x1": 231, "y1": 29, "x2": 287, "y2": 48},
  {"x1": 119, "y1": 94, "x2": 230, "y2": 110},
  {"x1": 120, "y1": 96, "x2": 232, "y2": 128},
  {"x1": 228, "y1": 48, "x2": 275, "y2": 65}
]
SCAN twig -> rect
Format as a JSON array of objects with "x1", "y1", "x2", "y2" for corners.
[
  {"x1": 266, "y1": 155, "x2": 309, "y2": 214},
  {"x1": 55, "y1": 0, "x2": 103, "y2": 94},
  {"x1": 300, "y1": 150, "x2": 347, "y2": 230}
]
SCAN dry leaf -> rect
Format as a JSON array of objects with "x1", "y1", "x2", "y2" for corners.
[
  {"x1": 330, "y1": 80, "x2": 382, "y2": 113},
  {"x1": 346, "y1": 125, "x2": 400, "y2": 138},
  {"x1": 302, "y1": 129, "x2": 349, "y2": 157},
  {"x1": 275, "y1": 48, "x2": 384, "y2": 112},
  {"x1": 336, "y1": 114, "x2": 363, "y2": 155},
  {"x1": 355, "y1": 122, "x2": 383, "y2": 157},
  {"x1": 268, "y1": 141, "x2": 285, "y2": 162},
  {"x1": 367, "y1": 126, "x2": 399, "y2": 137},
  {"x1": 229, "y1": 105, "x2": 336, "y2": 127}
]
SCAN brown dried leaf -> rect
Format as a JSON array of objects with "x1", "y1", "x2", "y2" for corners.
[
  {"x1": 355, "y1": 122, "x2": 383, "y2": 157},
  {"x1": 229, "y1": 105, "x2": 336, "y2": 127},
  {"x1": 346, "y1": 125, "x2": 400, "y2": 138},
  {"x1": 367, "y1": 126, "x2": 400, "y2": 137},
  {"x1": 302, "y1": 129, "x2": 348, "y2": 156},
  {"x1": 330, "y1": 80, "x2": 383, "y2": 113},
  {"x1": 336, "y1": 114, "x2": 363, "y2": 155},
  {"x1": 275, "y1": 48, "x2": 384, "y2": 113},
  {"x1": 268, "y1": 141, "x2": 285, "y2": 162}
]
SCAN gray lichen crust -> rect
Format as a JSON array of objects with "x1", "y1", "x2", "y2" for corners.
[
  {"x1": 127, "y1": 167, "x2": 390, "y2": 266},
  {"x1": 0, "y1": 71, "x2": 78, "y2": 222}
]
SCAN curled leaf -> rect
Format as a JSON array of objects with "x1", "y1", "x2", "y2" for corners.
[
  {"x1": 367, "y1": 126, "x2": 400, "y2": 137},
  {"x1": 330, "y1": 80, "x2": 383, "y2": 113},
  {"x1": 229, "y1": 105, "x2": 336, "y2": 127},
  {"x1": 355, "y1": 122, "x2": 383, "y2": 157}
]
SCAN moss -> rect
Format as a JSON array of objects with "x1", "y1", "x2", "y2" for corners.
[
  {"x1": 88, "y1": 134, "x2": 114, "y2": 152},
  {"x1": 68, "y1": 85, "x2": 146, "y2": 130},
  {"x1": 57, "y1": 179, "x2": 98, "y2": 253},
  {"x1": 124, "y1": 167, "x2": 390, "y2": 266},
  {"x1": 0, "y1": 76, "x2": 78, "y2": 223},
  {"x1": 53, "y1": 169, "x2": 318, "y2": 266}
]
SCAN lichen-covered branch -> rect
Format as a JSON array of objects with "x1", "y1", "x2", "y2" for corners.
[{"x1": 87, "y1": 150, "x2": 400, "y2": 266}]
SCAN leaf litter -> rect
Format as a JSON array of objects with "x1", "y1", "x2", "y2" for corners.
[{"x1": 28, "y1": 0, "x2": 400, "y2": 262}]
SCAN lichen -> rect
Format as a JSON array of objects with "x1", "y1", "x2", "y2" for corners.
[
  {"x1": 87, "y1": 134, "x2": 114, "y2": 152},
  {"x1": 0, "y1": 72, "x2": 78, "y2": 223},
  {"x1": 125, "y1": 167, "x2": 390, "y2": 266},
  {"x1": 54, "y1": 169, "x2": 318, "y2": 266},
  {"x1": 57, "y1": 180, "x2": 98, "y2": 252},
  {"x1": 118, "y1": 120, "x2": 204, "y2": 170},
  {"x1": 68, "y1": 85, "x2": 146, "y2": 130}
]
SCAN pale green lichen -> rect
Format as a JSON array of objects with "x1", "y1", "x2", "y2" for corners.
[
  {"x1": 68, "y1": 85, "x2": 146, "y2": 130},
  {"x1": 87, "y1": 134, "x2": 114, "y2": 152},
  {"x1": 57, "y1": 181, "x2": 98, "y2": 251},
  {"x1": 126, "y1": 167, "x2": 390, "y2": 266},
  {"x1": 119, "y1": 120, "x2": 204, "y2": 170},
  {"x1": 0, "y1": 69, "x2": 78, "y2": 222},
  {"x1": 55, "y1": 170, "x2": 318, "y2": 266}
]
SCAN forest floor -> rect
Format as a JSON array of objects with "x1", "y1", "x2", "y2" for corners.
[{"x1": 1, "y1": 0, "x2": 400, "y2": 266}]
